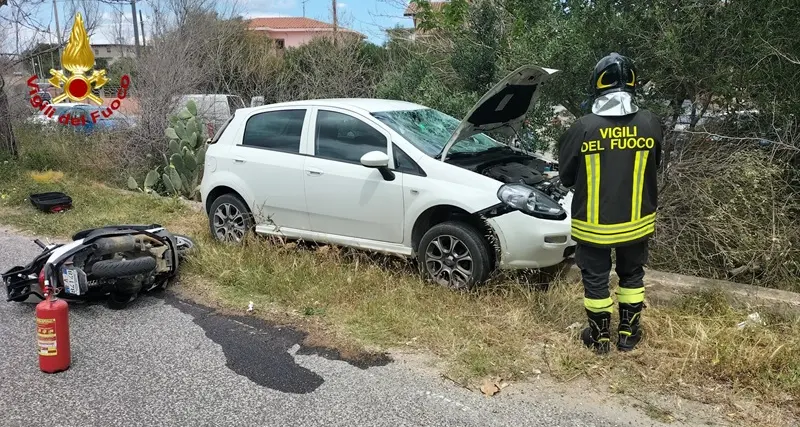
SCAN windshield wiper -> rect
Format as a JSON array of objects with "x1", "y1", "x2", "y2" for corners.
[
  {"x1": 482, "y1": 146, "x2": 514, "y2": 154},
  {"x1": 436, "y1": 145, "x2": 512, "y2": 160},
  {"x1": 437, "y1": 151, "x2": 491, "y2": 160}
]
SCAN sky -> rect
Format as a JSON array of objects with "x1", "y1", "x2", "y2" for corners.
[{"x1": 0, "y1": 0, "x2": 415, "y2": 54}]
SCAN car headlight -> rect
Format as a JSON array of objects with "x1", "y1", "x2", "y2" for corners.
[{"x1": 496, "y1": 183, "x2": 567, "y2": 220}]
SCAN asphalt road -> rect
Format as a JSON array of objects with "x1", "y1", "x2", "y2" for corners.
[{"x1": 0, "y1": 227, "x2": 680, "y2": 427}]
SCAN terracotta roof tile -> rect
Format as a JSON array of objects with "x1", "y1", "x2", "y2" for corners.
[
  {"x1": 245, "y1": 16, "x2": 364, "y2": 37},
  {"x1": 247, "y1": 17, "x2": 335, "y2": 30}
]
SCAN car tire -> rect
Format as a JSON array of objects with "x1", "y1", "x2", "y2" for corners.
[
  {"x1": 417, "y1": 221, "x2": 492, "y2": 291},
  {"x1": 208, "y1": 194, "x2": 254, "y2": 244}
]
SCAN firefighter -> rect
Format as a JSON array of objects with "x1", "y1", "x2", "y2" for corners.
[{"x1": 557, "y1": 52, "x2": 663, "y2": 354}]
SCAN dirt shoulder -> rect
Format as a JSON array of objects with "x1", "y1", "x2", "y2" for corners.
[{"x1": 1, "y1": 169, "x2": 798, "y2": 426}]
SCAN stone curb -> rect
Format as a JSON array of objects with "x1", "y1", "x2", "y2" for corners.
[{"x1": 565, "y1": 264, "x2": 800, "y2": 311}]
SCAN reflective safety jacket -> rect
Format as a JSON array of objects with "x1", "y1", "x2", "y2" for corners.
[{"x1": 557, "y1": 110, "x2": 663, "y2": 248}]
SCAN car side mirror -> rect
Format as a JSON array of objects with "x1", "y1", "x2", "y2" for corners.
[
  {"x1": 360, "y1": 151, "x2": 389, "y2": 168},
  {"x1": 360, "y1": 151, "x2": 395, "y2": 181}
]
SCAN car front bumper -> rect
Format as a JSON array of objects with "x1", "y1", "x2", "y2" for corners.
[
  {"x1": 482, "y1": 189, "x2": 576, "y2": 270},
  {"x1": 485, "y1": 210, "x2": 576, "y2": 270}
]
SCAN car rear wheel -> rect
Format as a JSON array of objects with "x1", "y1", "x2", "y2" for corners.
[
  {"x1": 208, "y1": 194, "x2": 253, "y2": 243},
  {"x1": 418, "y1": 221, "x2": 492, "y2": 291}
]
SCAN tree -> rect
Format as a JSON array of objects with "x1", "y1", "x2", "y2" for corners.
[
  {"x1": 0, "y1": 70, "x2": 16, "y2": 158},
  {"x1": 450, "y1": 0, "x2": 502, "y2": 92},
  {"x1": 393, "y1": 0, "x2": 800, "y2": 286},
  {"x1": 21, "y1": 43, "x2": 60, "y2": 76},
  {"x1": 0, "y1": 0, "x2": 101, "y2": 158},
  {"x1": 0, "y1": 1, "x2": 17, "y2": 157}
]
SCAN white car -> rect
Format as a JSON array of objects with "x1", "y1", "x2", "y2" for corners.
[
  {"x1": 200, "y1": 65, "x2": 576, "y2": 289},
  {"x1": 173, "y1": 94, "x2": 247, "y2": 135},
  {"x1": 26, "y1": 102, "x2": 93, "y2": 125}
]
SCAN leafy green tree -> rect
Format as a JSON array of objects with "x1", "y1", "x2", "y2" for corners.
[
  {"x1": 450, "y1": 0, "x2": 502, "y2": 92},
  {"x1": 389, "y1": 0, "x2": 800, "y2": 286}
]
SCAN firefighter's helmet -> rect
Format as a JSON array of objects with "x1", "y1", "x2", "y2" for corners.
[{"x1": 590, "y1": 53, "x2": 637, "y2": 97}]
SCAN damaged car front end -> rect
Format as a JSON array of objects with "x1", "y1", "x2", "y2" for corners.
[
  {"x1": 443, "y1": 65, "x2": 576, "y2": 264},
  {"x1": 374, "y1": 65, "x2": 576, "y2": 269}
]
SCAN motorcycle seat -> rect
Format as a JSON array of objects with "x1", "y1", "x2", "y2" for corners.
[{"x1": 72, "y1": 224, "x2": 164, "y2": 241}]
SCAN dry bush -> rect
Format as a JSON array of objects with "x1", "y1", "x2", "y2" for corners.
[
  {"x1": 205, "y1": 21, "x2": 283, "y2": 101},
  {"x1": 130, "y1": 12, "x2": 216, "y2": 163},
  {"x1": 273, "y1": 35, "x2": 383, "y2": 102},
  {"x1": 652, "y1": 129, "x2": 800, "y2": 290},
  {"x1": 3, "y1": 76, "x2": 37, "y2": 122},
  {"x1": 129, "y1": 10, "x2": 280, "y2": 163},
  {"x1": 11, "y1": 121, "x2": 139, "y2": 186}
]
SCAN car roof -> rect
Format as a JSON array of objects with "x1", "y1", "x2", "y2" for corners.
[{"x1": 242, "y1": 98, "x2": 428, "y2": 115}]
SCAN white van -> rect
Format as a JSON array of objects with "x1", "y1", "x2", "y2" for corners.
[{"x1": 172, "y1": 94, "x2": 246, "y2": 135}]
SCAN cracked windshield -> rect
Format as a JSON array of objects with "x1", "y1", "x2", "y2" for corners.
[{"x1": 372, "y1": 108, "x2": 502, "y2": 157}]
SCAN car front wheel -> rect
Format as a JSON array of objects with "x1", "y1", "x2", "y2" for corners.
[
  {"x1": 418, "y1": 221, "x2": 492, "y2": 291},
  {"x1": 208, "y1": 194, "x2": 254, "y2": 243}
]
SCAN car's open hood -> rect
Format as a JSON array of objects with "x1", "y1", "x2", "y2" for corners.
[{"x1": 440, "y1": 65, "x2": 560, "y2": 162}]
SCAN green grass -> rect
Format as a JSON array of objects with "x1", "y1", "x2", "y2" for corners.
[
  {"x1": 0, "y1": 165, "x2": 196, "y2": 236},
  {"x1": 1, "y1": 159, "x2": 799, "y2": 426}
]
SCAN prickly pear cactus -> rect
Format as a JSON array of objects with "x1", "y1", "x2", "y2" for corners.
[{"x1": 128, "y1": 100, "x2": 208, "y2": 200}]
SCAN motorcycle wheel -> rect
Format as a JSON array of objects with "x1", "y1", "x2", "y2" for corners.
[
  {"x1": 90, "y1": 257, "x2": 157, "y2": 278},
  {"x1": 174, "y1": 234, "x2": 196, "y2": 259},
  {"x1": 107, "y1": 292, "x2": 136, "y2": 310}
]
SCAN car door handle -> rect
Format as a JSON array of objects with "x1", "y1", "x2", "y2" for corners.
[
  {"x1": 306, "y1": 168, "x2": 323, "y2": 176},
  {"x1": 234, "y1": 158, "x2": 245, "y2": 164}
]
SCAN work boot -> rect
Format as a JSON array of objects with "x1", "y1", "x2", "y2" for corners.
[
  {"x1": 581, "y1": 310, "x2": 611, "y2": 354},
  {"x1": 617, "y1": 302, "x2": 644, "y2": 351}
]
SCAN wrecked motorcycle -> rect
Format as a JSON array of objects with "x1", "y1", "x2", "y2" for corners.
[{"x1": 2, "y1": 224, "x2": 195, "y2": 309}]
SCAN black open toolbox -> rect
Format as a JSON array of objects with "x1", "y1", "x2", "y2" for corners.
[{"x1": 29, "y1": 192, "x2": 73, "y2": 213}]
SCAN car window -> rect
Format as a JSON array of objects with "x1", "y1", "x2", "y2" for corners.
[
  {"x1": 69, "y1": 108, "x2": 88, "y2": 119},
  {"x1": 242, "y1": 109, "x2": 306, "y2": 153},
  {"x1": 315, "y1": 110, "x2": 387, "y2": 164},
  {"x1": 51, "y1": 105, "x2": 73, "y2": 116},
  {"x1": 393, "y1": 144, "x2": 424, "y2": 175},
  {"x1": 210, "y1": 113, "x2": 235, "y2": 144}
]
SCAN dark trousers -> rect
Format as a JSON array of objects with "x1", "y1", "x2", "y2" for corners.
[{"x1": 576, "y1": 240, "x2": 649, "y2": 303}]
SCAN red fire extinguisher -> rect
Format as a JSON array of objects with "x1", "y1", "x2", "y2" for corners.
[{"x1": 36, "y1": 264, "x2": 71, "y2": 373}]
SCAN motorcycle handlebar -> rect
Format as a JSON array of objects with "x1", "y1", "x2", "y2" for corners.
[{"x1": 34, "y1": 239, "x2": 47, "y2": 249}]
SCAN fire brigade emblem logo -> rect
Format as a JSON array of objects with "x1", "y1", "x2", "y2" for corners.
[{"x1": 47, "y1": 12, "x2": 108, "y2": 105}]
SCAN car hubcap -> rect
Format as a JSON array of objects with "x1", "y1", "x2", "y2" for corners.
[
  {"x1": 425, "y1": 235, "x2": 473, "y2": 290},
  {"x1": 213, "y1": 203, "x2": 246, "y2": 242}
]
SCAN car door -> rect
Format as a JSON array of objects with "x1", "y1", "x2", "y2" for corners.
[
  {"x1": 303, "y1": 107, "x2": 405, "y2": 244},
  {"x1": 227, "y1": 108, "x2": 311, "y2": 231}
]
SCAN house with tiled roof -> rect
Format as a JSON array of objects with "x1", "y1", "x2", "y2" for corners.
[
  {"x1": 403, "y1": 0, "x2": 449, "y2": 30},
  {"x1": 245, "y1": 17, "x2": 365, "y2": 49},
  {"x1": 399, "y1": 1, "x2": 465, "y2": 41}
]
